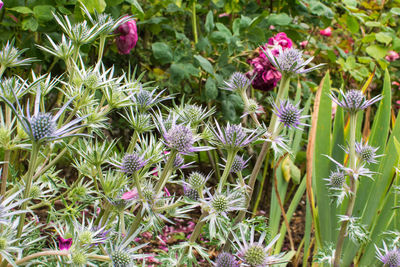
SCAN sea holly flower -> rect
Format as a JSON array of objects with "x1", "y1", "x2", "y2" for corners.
[
  {"x1": 225, "y1": 155, "x2": 250, "y2": 173},
  {"x1": 232, "y1": 225, "x2": 287, "y2": 267},
  {"x1": 264, "y1": 47, "x2": 325, "y2": 75},
  {"x1": 0, "y1": 40, "x2": 35, "y2": 70},
  {"x1": 119, "y1": 152, "x2": 148, "y2": 174},
  {"x1": 174, "y1": 103, "x2": 216, "y2": 126},
  {"x1": 376, "y1": 242, "x2": 400, "y2": 267},
  {"x1": 37, "y1": 34, "x2": 74, "y2": 62},
  {"x1": 221, "y1": 72, "x2": 253, "y2": 93},
  {"x1": 214, "y1": 252, "x2": 239, "y2": 267},
  {"x1": 325, "y1": 155, "x2": 375, "y2": 180},
  {"x1": 57, "y1": 236, "x2": 73, "y2": 250},
  {"x1": 329, "y1": 89, "x2": 382, "y2": 114},
  {"x1": 326, "y1": 169, "x2": 346, "y2": 189},
  {"x1": 272, "y1": 100, "x2": 308, "y2": 130},
  {"x1": 131, "y1": 88, "x2": 171, "y2": 112},
  {"x1": 183, "y1": 185, "x2": 200, "y2": 201},
  {"x1": 355, "y1": 141, "x2": 382, "y2": 164},
  {"x1": 210, "y1": 121, "x2": 264, "y2": 152},
  {"x1": 0, "y1": 89, "x2": 88, "y2": 144}
]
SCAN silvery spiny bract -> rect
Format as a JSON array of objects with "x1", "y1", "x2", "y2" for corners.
[
  {"x1": 329, "y1": 89, "x2": 382, "y2": 114},
  {"x1": 272, "y1": 100, "x2": 308, "y2": 130},
  {"x1": 221, "y1": 72, "x2": 252, "y2": 93}
]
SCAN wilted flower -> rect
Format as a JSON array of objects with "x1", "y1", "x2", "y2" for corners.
[
  {"x1": 386, "y1": 51, "x2": 400, "y2": 62},
  {"x1": 215, "y1": 252, "x2": 239, "y2": 267},
  {"x1": 247, "y1": 57, "x2": 281, "y2": 92},
  {"x1": 329, "y1": 89, "x2": 382, "y2": 114},
  {"x1": 267, "y1": 32, "x2": 293, "y2": 56},
  {"x1": 375, "y1": 242, "x2": 400, "y2": 267},
  {"x1": 272, "y1": 100, "x2": 308, "y2": 130},
  {"x1": 232, "y1": 225, "x2": 286, "y2": 267},
  {"x1": 57, "y1": 236, "x2": 73, "y2": 250},
  {"x1": 320, "y1": 27, "x2": 332, "y2": 37},
  {"x1": 265, "y1": 47, "x2": 325, "y2": 75},
  {"x1": 222, "y1": 72, "x2": 252, "y2": 93},
  {"x1": 116, "y1": 17, "x2": 138, "y2": 54}
]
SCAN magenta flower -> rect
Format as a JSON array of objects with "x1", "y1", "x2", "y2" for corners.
[
  {"x1": 385, "y1": 51, "x2": 400, "y2": 62},
  {"x1": 320, "y1": 27, "x2": 332, "y2": 37},
  {"x1": 246, "y1": 57, "x2": 282, "y2": 91},
  {"x1": 116, "y1": 18, "x2": 138, "y2": 54},
  {"x1": 57, "y1": 236, "x2": 72, "y2": 250},
  {"x1": 0, "y1": 1, "x2": 3, "y2": 10},
  {"x1": 121, "y1": 189, "x2": 138, "y2": 200},
  {"x1": 267, "y1": 32, "x2": 293, "y2": 56},
  {"x1": 300, "y1": 40, "x2": 308, "y2": 49}
]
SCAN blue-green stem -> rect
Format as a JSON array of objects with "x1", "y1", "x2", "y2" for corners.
[
  {"x1": 96, "y1": 35, "x2": 106, "y2": 68},
  {"x1": 333, "y1": 113, "x2": 357, "y2": 267},
  {"x1": 133, "y1": 171, "x2": 144, "y2": 201},
  {"x1": 191, "y1": 0, "x2": 198, "y2": 44},
  {"x1": 1, "y1": 106, "x2": 11, "y2": 200},
  {"x1": 217, "y1": 151, "x2": 236, "y2": 193},
  {"x1": 17, "y1": 142, "x2": 40, "y2": 238}
]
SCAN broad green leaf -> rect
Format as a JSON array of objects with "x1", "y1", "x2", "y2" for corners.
[
  {"x1": 8, "y1": 6, "x2": 33, "y2": 14},
  {"x1": 365, "y1": 45, "x2": 388, "y2": 60},
  {"x1": 391, "y1": 7, "x2": 400, "y2": 15},
  {"x1": 309, "y1": 1, "x2": 334, "y2": 18},
  {"x1": 151, "y1": 42, "x2": 173, "y2": 65},
  {"x1": 361, "y1": 33, "x2": 375, "y2": 43},
  {"x1": 21, "y1": 17, "x2": 38, "y2": 31},
  {"x1": 375, "y1": 32, "x2": 392, "y2": 45},
  {"x1": 194, "y1": 55, "x2": 214, "y2": 74},
  {"x1": 205, "y1": 77, "x2": 218, "y2": 100},
  {"x1": 205, "y1": 11, "x2": 214, "y2": 33},
  {"x1": 267, "y1": 13, "x2": 292, "y2": 26},
  {"x1": 79, "y1": 0, "x2": 107, "y2": 13},
  {"x1": 346, "y1": 14, "x2": 359, "y2": 34},
  {"x1": 33, "y1": 5, "x2": 56, "y2": 22},
  {"x1": 215, "y1": 23, "x2": 232, "y2": 38}
]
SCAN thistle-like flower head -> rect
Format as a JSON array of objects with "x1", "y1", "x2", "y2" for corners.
[
  {"x1": 183, "y1": 185, "x2": 200, "y2": 201},
  {"x1": 211, "y1": 121, "x2": 263, "y2": 151},
  {"x1": 0, "y1": 40, "x2": 35, "y2": 69},
  {"x1": 329, "y1": 89, "x2": 382, "y2": 114},
  {"x1": 215, "y1": 252, "x2": 239, "y2": 267},
  {"x1": 222, "y1": 72, "x2": 252, "y2": 93},
  {"x1": 165, "y1": 125, "x2": 195, "y2": 152},
  {"x1": 264, "y1": 47, "x2": 324, "y2": 75},
  {"x1": 376, "y1": 242, "x2": 400, "y2": 267},
  {"x1": 272, "y1": 100, "x2": 308, "y2": 130},
  {"x1": 131, "y1": 88, "x2": 170, "y2": 112},
  {"x1": 232, "y1": 225, "x2": 287, "y2": 267},
  {"x1": 228, "y1": 155, "x2": 250, "y2": 173},
  {"x1": 355, "y1": 141, "x2": 381, "y2": 164},
  {"x1": 326, "y1": 169, "x2": 346, "y2": 189},
  {"x1": 120, "y1": 152, "x2": 147, "y2": 174}
]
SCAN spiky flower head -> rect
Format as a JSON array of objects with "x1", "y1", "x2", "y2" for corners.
[
  {"x1": 188, "y1": 172, "x2": 207, "y2": 190},
  {"x1": 233, "y1": 225, "x2": 286, "y2": 267},
  {"x1": 376, "y1": 242, "x2": 400, "y2": 267},
  {"x1": 327, "y1": 170, "x2": 346, "y2": 189},
  {"x1": 215, "y1": 252, "x2": 239, "y2": 267},
  {"x1": 177, "y1": 103, "x2": 216, "y2": 126},
  {"x1": 164, "y1": 125, "x2": 195, "y2": 153},
  {"x1": 71, "y1": 250, "x2": 87, "y2": 265},
  {"x1": 30, "y1": 113, "x2": 56, "y2": 141},
  {"x1": 132, "y1": 88, "x2": 170, "y2": 112},
  {"x1": 111, "y1": 250, "x2": 132, "y2": 267},
  {"x1": 184, "y1": 186, "x2": 200, "y2": 201},
  {"x1": 211, "y1": 121, "x2": 263, "y2": 151},
  {"x1": 355, "y1": 141, "x2": 380, "y2": 164},
  {"x1": 329, "y1": 89, "x2": 382, "y2": 114},
  {"x1": 121, "y1": 153, "x2": 147, "y2": 174},
  {"x1": 272, "y1": 100, "x2": 308, "y2": 130},
  {"x1": 212, "y1": 194, "x2": 229, "y2": 213},
  {"x1": 0, "y1": 40, "x2": 35, "y2": 69},
  {"x1": 222, "y1": 72, "x2": 252, "y2": 93},
  {"x1": 230, "y1": 155, "x2": 249, "y2": 173},
  {"x1": 264, "y1": 47, "x2": 325, "y2": 75}
]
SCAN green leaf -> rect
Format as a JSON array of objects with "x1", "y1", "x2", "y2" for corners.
[
  {"x1": 33, "y1": 5, "x2": 56, "y2": 22},
  {"x1": 215, "y1": 23, "x2": 232, "y2": 38},
  {"x1": 209, "y1": 31, "x2": 227, "y2": 44},
  {"x1": 78, "y1": 0, "x2": 107, "y2": 13},
  {"x1": 266, "y1": 13, "x2": 292, "y2": 26},
  {"x1": 205, "y1": 11, "x2": 214, "y2": 33},
  {"x1": 365, "y1": 45, "x2": 388, "y2": 60},
  {"x1": 309, "y1": 1, "x2": 334, "y2": 19},
  {"x1": 194, "y1": 55, "x2": 214, "y2": 74},
  {"x1": 21, "y1": 17, "x2": 38, "y2": 31},
  {"x1": 205, "y1": 77, "x2": 218, "y2": 100},
  {"x1": 346, "y1": 15, "x2": 359, "y2": 34},
  {"x1": 8, "y1": 6, "x2": 33, "y2": 14},
  {"x1": 365, "y1": 21, "x2": 381, "y2": 27},
  {"x1": 151, "y1": 42, "x2": 173, "y2": 65},
  {"x1": 361, "y1": 33, "x2": 375, "y2": 43},
  {"x1": 375, "y1": 32, "x2": 392, "y2": 45},
  {"x1": 391, "y1": 7, "x2": 400, "y2": 15}
]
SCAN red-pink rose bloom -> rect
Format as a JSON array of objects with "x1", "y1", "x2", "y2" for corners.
[
  {"x1": 320, "y1": 27, "x2": 332, "y2": 37},
  {"x1": 116, "y1": 18, "x2": 138, "y2": 54},
  {"x1": 0, "y1": 1, "x2": 3, "y2": 10},
  {"x1": 385, "y1": 51, "x2": 400, "y2": 62},
  {"x1": 300, "y1": 40, "x2": 308, "y2": 49},
  {"x1": 266, "y1": 32, "x2": 293, "y2": 56}
]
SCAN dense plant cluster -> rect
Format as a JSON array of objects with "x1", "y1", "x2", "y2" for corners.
[{"x1": 1, "y1": 1, "x2": 400, "y2": 267}]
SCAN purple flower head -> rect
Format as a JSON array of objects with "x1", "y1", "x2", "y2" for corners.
[
  {"x1": 211, "y1": 121, "x2": 263, "y2": 151},
  {"x1": 355, "y1": 141, "x2": 381, "y2": 164},
  {"x1": 165, "y1": 125, "x2": 195, "y2": 152},
  {"x1": 121, "y1": 152, "x2": 147, "y2": 174},
  {"x1": 272, "y1": 100, "x2": 308, "y2": 130},
  {"x1": 326, "y1": 169, "x2": 346, "y2": 189},
  {"x1": 116, "y1": 18, "x2": 138, "y2": 54},
  {"x1": 229, "y1": 155, "x2": 250, "y2": 173},
  {"x1": 329, "y1": 89, "x2": 382, "y2": 114},
  {"x1": 57, "y1": 236, "x2": 72, "y2": 250},
  {"x1": 31, "y1": 113, "x2": 57, "y2": 141},
  {"x1": 215, "y1": 252, "x2": 239, "y2": 267},
  {"x1": 221, "y1": 72, "x2": 252, "y2": 93},
  {"x1": 376, "y1": 242, "x2": 400, "y2": 267}
]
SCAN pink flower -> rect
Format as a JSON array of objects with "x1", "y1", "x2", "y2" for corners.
[
  {"x1": 267, "y1": 32, "x2": 293, "y2": 56},
  {"x1": 392, "y1": 81, "x2": 400, "y2": 90},
  {"x1": 246, "y1": 56, "x2": 282, "y2": 91},
  {"x1": 0, "y1": 1, "x2": 3, "y2": 10},
  {"x1": 385, "y1": 51, "x2": 400, "y2": 62},
  {"x1": 218, "y1": 13, "x2": 230, "y2": 18},
  {"x1": 164, "y1": 187, "x2": 171, "y2": 197},
  {"x1": 320, "y1": 27, "x2": 332, "y2": 37},
  {"x1": 300, "y1": 40, "x2": 308, "y2": 49},
  {"x1": 116, "y1": 18, "x2": 138, "y2": 54},
  {"x1": 57, "y1": 236, "x2": 72, "y2": 250},
  {"x1": 121, "y1": 188, "x2": 138, "y2": 200},
  {"x1": 396, "y1": 100, "x2": 400, "y2": 107}
]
